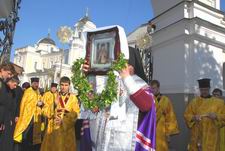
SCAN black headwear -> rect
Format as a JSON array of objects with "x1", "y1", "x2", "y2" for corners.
[
  {"x1": 51, "y1": 83, "x2": 58, "y2": 88},
  {"x1": 22, "y1": 82, "x2": 30, "y2": 89},
  {"x1": 212, "y1": 88, "x2": 222, "y2": 96},
  {"x1": 198, "y1": 78, "x2": 211, "y2": 88},
  {"x1": 128, "y1": 47, "x2": 147, "y2": 82},
  {"x1": 31, "y1": 77, "x2": 39, "y2": 83}
]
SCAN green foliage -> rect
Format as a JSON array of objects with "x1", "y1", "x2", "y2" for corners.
[{"x1": 71, "y1": 53, "x2": 126, "y2": 110}]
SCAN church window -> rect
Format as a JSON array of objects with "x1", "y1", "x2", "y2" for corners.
[{"x1": 34, "y1": 62, "x2": 37, "y2": 69}]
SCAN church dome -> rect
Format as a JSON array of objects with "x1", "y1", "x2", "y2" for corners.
[
  {"x1": 75, "y1": 15, "x2": 96, "y2": 31},
  {"x1": 75, "y1": 9, "x2": 96, "y2": 30},
  {"x1": 38, "y1": 36, "x2": 56, "y2": 46}
]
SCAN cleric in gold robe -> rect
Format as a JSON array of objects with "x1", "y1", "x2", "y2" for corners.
[
  {"x1": 184, "y1": 78, "x2": 225, "y2": 151},
  {"x1": 14, "y1": 77, "x2": 43, "y2": 151},
  {"x1": 212, "y1": 88, "x2": 225, "y2": 151},
  {"x1": 42, "y1": 82, "x2": 58, "y2": 134},
  {"x1": 219, "y1": 116, "x2": 225, "y2": 151},
  {"x1": 41, "y1": 76, "x2": 80, "y2": 151},
  {"x1": 150, "y1": 80, "x2": 179, "y2": 151}
]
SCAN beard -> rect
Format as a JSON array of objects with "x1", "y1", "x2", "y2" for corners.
[{"x1": 32, "y1": 86, "x2": 39, "y2": 90}]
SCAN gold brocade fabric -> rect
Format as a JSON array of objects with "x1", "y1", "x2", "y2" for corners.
[
  {"x1": 41, "y1": 93, "x2": 80, "y2": 151},
  {"x1": 14, "y1": 87, "x2": 42, "y2": 145},
  {"x1": 220, "y1": 127, "x2": 225, "y2": 151},
  {"x1": 42, "y1": 91, "x2": 57, "y2": 133},
  {"x1": 218, "y1": 105, "x2": 225, "y2": 151},
  {"x1": 184, "y1": 96, "x2": 225, "y2": 151},
  {"x1": 155, "y1": 95, "x2": 179, "y2": 151},
  {"x1": 42, "y1": 91, "x2": 56, "y2": 107}
]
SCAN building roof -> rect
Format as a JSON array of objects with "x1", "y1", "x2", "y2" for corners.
[
  {"x1": 38, "y1": 36, "x2": 56, "y2": 46},
  {"x1": 79, "y1": 15, "x2": 90, "y2": 23}
]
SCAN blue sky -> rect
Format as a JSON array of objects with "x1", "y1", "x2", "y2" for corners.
[{"x1": 12, "y1": 0, "x2": 225, "y2": 58}]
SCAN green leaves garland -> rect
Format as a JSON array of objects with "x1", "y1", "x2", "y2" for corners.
[{"x1": 71, "y1": 53, "x2": 127, "y2": 110}]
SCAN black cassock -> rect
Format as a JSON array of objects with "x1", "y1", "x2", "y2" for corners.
[
  {"x1": 0, "y1": 78, "x2": 6, "y2": 129},
  {"x1": 0, "y1": 78, "x2": 17, "y2": 151},
  {"x1": 14, "y1": 86, "x2": 23, "y2": 118}
]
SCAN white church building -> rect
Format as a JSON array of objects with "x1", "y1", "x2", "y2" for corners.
[
  {"x1": 14, "y1": 14, "x2": 96, "y2": 88},
  {"x1": 128, "y1": 0, "x2": 225, "y2": 150}
]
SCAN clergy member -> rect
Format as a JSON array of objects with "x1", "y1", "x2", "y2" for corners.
[
  {"x1": 150, "y1": 80, "x2": 179, "y2": 151},
  {"x1": 41, "y1": 83, "x2": 58, "y2": 139},
  {"x1": 82, "y1": 45, "x2": 156, "y2": 151},
  {"x1": 184, "y1": 78, "x2": 225, "y2": 151},
  {"x1": 14, "y1": 77, "x2": 43, "y2": 151},
  {"x1": 119, "y1": 47, "x2": 156, "y2": 151},
  {"x1": 41, "y1": 76, "x2": 80, "y2": 151},
  {"x1": 212, "y1": 88, "x2": 225, "y2": 151}
]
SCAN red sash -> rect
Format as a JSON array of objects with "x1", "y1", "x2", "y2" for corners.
[
  {"x1": 58, "y1": 93, "x2": 70, "y2": 108},
  {"x1": 56, "y1": 93, "x2": 70, "y2": 117}
]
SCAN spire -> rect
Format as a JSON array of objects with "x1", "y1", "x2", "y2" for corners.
[
  {"x1": 84, "y1": 7, "x2": 91, "y2": 20},
  {"x1": 85, "y1": 7, "x2": 89, "y2": 18},
  {"x1": 48, "y1": 28, "x2": 51, "y2": 38}
]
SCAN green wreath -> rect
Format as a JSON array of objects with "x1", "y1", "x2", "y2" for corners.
[{"x1": 71, "y1": 53, "x2": 127, "y2": 111}]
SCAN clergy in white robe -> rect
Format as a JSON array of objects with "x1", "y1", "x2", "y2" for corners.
[{"x1": 80, "y1": 26, "x2": 155, "y2": 151}]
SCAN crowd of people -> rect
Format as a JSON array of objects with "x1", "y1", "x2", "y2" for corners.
[
  {"x1": 0, "y1": 63, "x2": 80, "y2": 151},
  {"x1": 0, "y1": 51, "x2": 224, "y2": 151}
]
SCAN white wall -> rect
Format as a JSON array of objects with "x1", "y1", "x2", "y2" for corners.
[
  {"x1": 42, "y1": 53, "x2": 62, "y2": 69},
  {"x1": 69, "y1": 39, "x2": 85, "y2": 65},
  {"x1": 151, "y1": 0, "x2": 221, "y2": 17},
  {"x1": 192, "y1": 3, "x2": 225, "y2": 28},
  {"x1": 24, "y1": 52, "x2": 41, "y2": 73},
  {"x1": 36, "y1": 43, "x2": 59, "y2": 54},
  {"x1": 69, "y1": 20, "x2": 96, "y2": 65},
  {"x1": 152, "y1": 38, "x2": 186, "y2": 93},
  {"x1": 189, "y1": 40, "x2": 225, "y2": 90},
  {"x1": 151, "y1": 17, "x2": 225, "y2": 94},
  {"x1": 151, "y1": 1, "x2": 225, "y2": 33},
  {"x1": 148, "y1": 0, "x2": 225, "y2": 94},
  {"x1": 198, "y1": 0, "x2": 220, "y2": 9},
  {"x1": 151, "y1": 0, "x2": 183, "y2": 16},
  {"x1": 151, "y1": 3, "x2": 185, "y2": 31}
]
